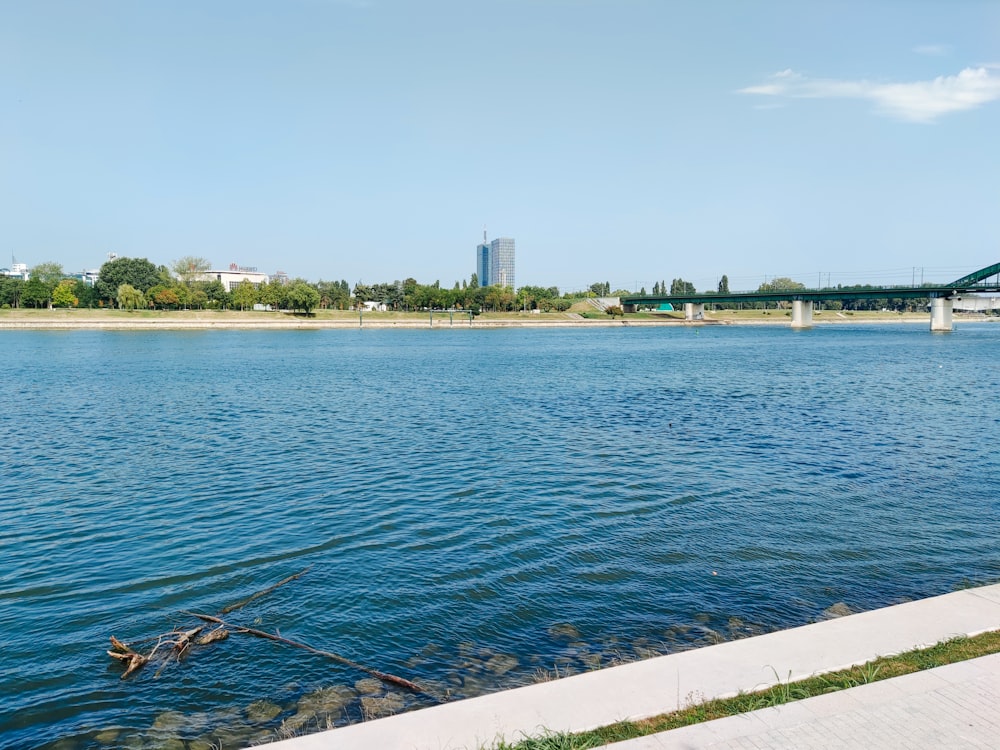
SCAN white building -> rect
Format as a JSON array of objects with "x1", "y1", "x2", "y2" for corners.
[
  {"x1": 76, "y1": 269, "x2": 100, "y2": 286},
  {"x1": 201, "y1": 263, "x2": 270, "y2": 291},
  {"x1": 1, "y1": 262, "x2": 29, "y2": 280}
]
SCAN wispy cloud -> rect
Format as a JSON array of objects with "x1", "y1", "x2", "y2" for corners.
[
  {"x1": 913, "y1": 44, "x2": 950, "y2": 57},
  {"x1": 738, "y1": 66, "x2": 1000, "y2": 123}
]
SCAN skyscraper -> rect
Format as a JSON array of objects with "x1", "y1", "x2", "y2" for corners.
[
  {"x1": 474, "y1": 230, "x2": 515, "y2": 289},
  {"x1": 476, "y1": 228, "x2": 491, "y2": 287},
  {"x1": 489, "y1": 237, "x2": 515, "y2": 290}
]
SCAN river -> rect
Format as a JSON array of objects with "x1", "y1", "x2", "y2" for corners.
[{"x1": 2, "y1": 324, "x2": 998, "y2": 749}]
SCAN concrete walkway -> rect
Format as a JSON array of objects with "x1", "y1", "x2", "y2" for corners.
[
  {"x1": 612, "y1": 652, "x2": 1000, "y2": 749},
  {"x1": 255, "y1": 584, "x2": 1000, "y2": 750}
]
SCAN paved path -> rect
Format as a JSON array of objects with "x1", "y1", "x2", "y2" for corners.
[
  {"x1": 255, "y1": 584, "x2": 1000, "y2": 750},
  {"x1": 611, "y1": 652, "x2": 1000, "y2": 749}
]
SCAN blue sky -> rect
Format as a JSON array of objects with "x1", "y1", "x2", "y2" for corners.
[{"x1": 3, "y1": 0, "x2": 999, "y2": 292}]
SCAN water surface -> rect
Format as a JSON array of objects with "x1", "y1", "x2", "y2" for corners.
[{"x1": 2, "y1": 324, "x2": 998, "y2": 749}]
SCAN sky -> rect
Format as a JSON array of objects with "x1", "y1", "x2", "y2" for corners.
[{"x1": 3, "y1": 0, "x2": 999, "y2": 293}]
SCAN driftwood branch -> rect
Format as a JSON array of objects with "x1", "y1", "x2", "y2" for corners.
[
  {"x1": 183, "y1": 611, "x2": 424, "y2": 693},
  {"x1": 219, "y1": 567, "x2": 311, "y2": 615},
  {"x1": 107, "y1": 636, "x2": 148, "y2": 680},
  {"x1": 106, "y1": 568, "x2": 424, "y2": 697}
]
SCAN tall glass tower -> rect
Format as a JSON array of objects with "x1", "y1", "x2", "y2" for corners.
[
  {"x1": 489, "y1": 237, "x2": 515, "y2": 289},
  {"x1": 476, "y1": 229, "x2": 491, "y2": 287}
]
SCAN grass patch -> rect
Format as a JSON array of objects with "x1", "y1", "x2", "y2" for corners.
[{"x1": 492, "y1": 630, "x2": 1000, "y2": 749}]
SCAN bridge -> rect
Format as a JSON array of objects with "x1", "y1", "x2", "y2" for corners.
[{"x1": 621, "y1": 262, "x2": 1000, "y2": 331}]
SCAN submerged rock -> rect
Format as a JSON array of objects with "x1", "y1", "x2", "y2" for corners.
[
  {"x1": 461, "y1": 674, "x2": 491, "y2": 697},
  {"x1": 283, "y1": 684, "x2": 357, "y2": 734},
  {"x1": 245, "y1": 700, "x2": 282, "y2": 724},
  {"x1": 354, "y1": 677, "x2": 383, "y2": 695},
  {"x1": 547, "y1": 622, "x2": 581, "y2": 640},
  {"x1": 823, "y1": 602, "x2": 853, "y2": 619},
  {"x1": 485, "y1": 653, "x2": 518, "y2": 676},
  {"x1": 93, "y1": 729, "x2": 120, "y2": 745},
  {"x1": 151, "y1": 711, "x2": 186, "y2": 733},
  {"x1": 359, "y1": 692, "x2": 404, "y2": 720},
  {"x1": 634, "y1": 645, "x2": 664, "y2": 660},
  {"x1": 196, "y1": 728, "x2": 252, "y2": 750},
  {"x1": 299, "y1": 685, "x2": 358, "y2": 715}
]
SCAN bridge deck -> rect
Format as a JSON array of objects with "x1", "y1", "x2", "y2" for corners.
[{"x1": 623, "y1": 284, "x2": 1000, "y2": 307}]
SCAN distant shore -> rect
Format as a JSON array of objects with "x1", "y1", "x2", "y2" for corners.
[{"x1": 0, "y1": 308, "x2": 993, "y2": 330}]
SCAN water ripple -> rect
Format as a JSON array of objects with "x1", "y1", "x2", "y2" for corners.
[{"x1": 1, "y1": 325, "x2": 999, "y2": 749}]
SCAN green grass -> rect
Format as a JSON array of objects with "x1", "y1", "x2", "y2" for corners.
[{"x1": 490, "y1": 630, "x2": 1000, "y2": 749}]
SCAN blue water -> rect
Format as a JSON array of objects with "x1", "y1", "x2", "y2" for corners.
[{"x1": 2, "y1": 324, "x2": 999, "y2": 749}]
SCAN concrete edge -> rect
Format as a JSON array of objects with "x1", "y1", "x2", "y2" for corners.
[{"x1": 250, "y1": 583, "x2": 1000, "y2": 750}]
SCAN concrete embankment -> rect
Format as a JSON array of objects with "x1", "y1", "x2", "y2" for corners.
[
  {"x1": 2, "y1": 310, "x2": 977, "y2": 330},
  {"x1": 253, "y1": 583, "x2": 1000, "y2": 750}
]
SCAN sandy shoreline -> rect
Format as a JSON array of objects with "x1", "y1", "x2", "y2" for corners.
[{"x1": 0, "y1": 311, "x2": 993, "y2": 330}]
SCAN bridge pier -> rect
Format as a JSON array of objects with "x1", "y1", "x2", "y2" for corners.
[
  {"x1": 684, "y1": 303, "x2": 705, "y2": 321},
  {"x1": 930, "y1": 297, "x2": 954, "y2": 332},
  {"x1": 791, "y1": 300, "x2": 814, "y2": 329}
]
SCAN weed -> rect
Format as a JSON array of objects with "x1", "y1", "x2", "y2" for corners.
[{"x1": 495, "y1": 628, "x2": 1000, "y2": 750}]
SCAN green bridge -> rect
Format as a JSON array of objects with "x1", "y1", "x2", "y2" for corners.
[{"x1": 621, "y1": 262, "x2": 1000, "y2": 331}]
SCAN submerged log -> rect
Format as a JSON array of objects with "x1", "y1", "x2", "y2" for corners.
[
  {"x1": 196, "y1": 627, "x2": 229, "y2": 646},
  {"x1": 107, "y1": 636, "x2": 148, "y2": 680},
  {"x1": 183, "y1": 611, "x2": 424, "y2": 693},
  {"x1": 219, "y1": 567, "x2": 310, "y2": 615},
  {"x1": 105, "y1": 570, "x2": 306, "y2": 681},
  {"x1": 104, "y1": 568, "x2": 424, "y2": 694},
  {"x1": 172, "y1": 626, "x2": 203, "y2": 656}
]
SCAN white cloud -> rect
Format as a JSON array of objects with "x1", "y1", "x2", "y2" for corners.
[
  {"x1": 738, "y1": 66, "x2": 1000, "y2": 122},
  {"x1": 913, "y1": 44, "x2": 950, "y2": 57}
]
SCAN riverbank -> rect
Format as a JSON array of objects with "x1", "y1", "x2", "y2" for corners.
[
  {"x1": 1, "y1": 308, "x2": 986, "y2": 330},
  {"x1": 257, "y1": 583, "x2": 1000, "y2": 750}
]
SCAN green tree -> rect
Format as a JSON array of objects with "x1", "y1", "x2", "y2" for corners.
[
  {"x1": 0, "y1": 277, "x2": 24, "y2": 307},
  {"x1": 260, "y1": 278, "x2": 288, "y2": 310},
  {"x1": 231, "y1": 280, "x2": 259, "y2": 311},
  {"x1": 470, "y1": 272, "x2": 479, "y2": 288},
  {"x1": 190, "y1": 289, "x2": 209, "y2": 309},
  {"x1": 97, "y1": 257, "x2": 161, "y2": 303},
  {"x1": 153, "y1": 287, "x2": 180, "y2": 309},
  {"x1": 484, "y1": 285, "x2": 515, "y2": 311},
  {"x1": 171, "y1": 256, "x2": 211, "y2": 287},
  {"x1": 31, "y1": 261, "x2": 66, "y2": 289},
  {"x1": 21, "y1": 277, "x2": 52, "y2": 308},
  {"x1": 73, "y1": 281, "x2": 99, "y2": 308},
  {"x1": 199, "y1": 279, "x2": 229, "y2": 309},
  {"x1": 718, "y1": 275, "x2": 730, "y2": 294},
  {"x1": 116, "y1": 283, "x2": 145, "y2": 311},
  {"x1": 758, "y1": 277, "x2": 805, "y2": 292},
  {"x1": 286, "y1": 281, "x2": 320, "y2": 313},
  {"x1": 670, "y1": 278, "x2": 696, "y2": 295},
  {"x1": 52, "y1": 279, "x2": 78, "y2": 308}
]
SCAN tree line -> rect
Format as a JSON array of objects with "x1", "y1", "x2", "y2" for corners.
[
  {"x1": 0, "y1": 257, "x2": 322, "y2": 313},
  {"x1": 1, "y1": 258, "x2": 940, "y2": 315},
  {"x1": 0, "y1": 257, "x2": 578, "y2": 314}
]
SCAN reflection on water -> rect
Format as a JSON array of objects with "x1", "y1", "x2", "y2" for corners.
[{"x1": 2, "y1": 324, "x2": 999, "y2": 749}]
